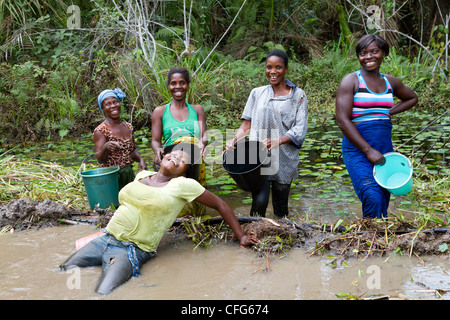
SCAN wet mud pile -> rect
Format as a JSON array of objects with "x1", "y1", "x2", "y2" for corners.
[
  {"x1": 242, "y1": 218, "x2": 450, "y2": 257},
  {"x1": 1, "y1": 199, "x2": 449, "y2": 258},
  {"x1": 178, "y1": 215, "x2": 450, "y2": 258},
  {"x1": 0, "y1": 198, "x2": 111, "y2": 232},
  {"x1": 0, "y1": 199, "x2": 74, "y2": 231},
  {"x1": 394, "y1": 231, "x2": 450, "y2": 255}
]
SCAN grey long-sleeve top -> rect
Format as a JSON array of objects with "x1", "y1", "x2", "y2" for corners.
[{"x1": 241, "y1": 79, "x2": 308, "y2": 184}]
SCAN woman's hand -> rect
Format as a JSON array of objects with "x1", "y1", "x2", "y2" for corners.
[
  {"x1": 138, "y1": 157, "x2": 148, "y2": 171},
  {"x1": 104, "y1": 141, "x2": 121, "y2": 153},
  {"x1": 154, "y1": 147, "x2": 164, "y2": 164},
  {"x1": 225, "y1": 137, "x2": 237, "y2": 151},
  {"x1": 239, "y1": 232, "x2": 260, "y2": 248},
  {"x1": 225, "y1": 120, "x2": 251, "y2": 152},
  {"x1": 197, "y1": 141, "x2": 206, "y2": 156},
  {"x1": 365, "y1": 147, "x2": 386, "y2": 165},
  {"x1": 95, "y1": 140, "x2": 120, "y2": 163},
  {"x1": 194, "y1": 190, "x2": 260, "y2": 249},
  {"x1": 261, "y1": 138, "x2": 280, "y2": 151},
  {"x1": 262, "y1": 136, "x2": 291, "y2": 151}
]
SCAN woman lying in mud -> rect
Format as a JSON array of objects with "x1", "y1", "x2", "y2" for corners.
[{"x1": 59, "y1": 143, "x2": 259, "y2": 295}]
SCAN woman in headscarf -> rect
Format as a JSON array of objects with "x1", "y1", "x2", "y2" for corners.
[{"x1": 95, "y1": 88, "x2": 147, "y2": 190}]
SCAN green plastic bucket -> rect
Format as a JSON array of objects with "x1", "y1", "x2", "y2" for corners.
[
  {"x1": 373, "y1": 152, "x2": 413, "y2": 195},
  {"x1": 80, "y1": 166, "x2": 120, "y2": 209}
]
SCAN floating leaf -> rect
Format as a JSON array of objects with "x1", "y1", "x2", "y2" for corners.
[{"x1": 220, "y1": 185, "x2": 236, "y2": 190}]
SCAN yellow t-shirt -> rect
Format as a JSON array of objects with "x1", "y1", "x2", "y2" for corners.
[{"x1": 106, "y1": 170, "x2": 205, "y2": 252}]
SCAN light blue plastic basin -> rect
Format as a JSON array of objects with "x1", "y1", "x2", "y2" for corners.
[{"x1": 373, "y1": 152, "x2": 413, "y2": 195}]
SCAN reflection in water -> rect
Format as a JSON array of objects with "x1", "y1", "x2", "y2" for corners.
[{"x1": 0, "y1": 225, "x2": 448, "y2": 300}]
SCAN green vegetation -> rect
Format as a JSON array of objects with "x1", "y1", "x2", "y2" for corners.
[
  {"x1": 0, "y1": 154, "x2": 85, "y2": 208},
  {"x1": 0, "y1": 0, "x2": 448, "y2": 142},
  {"x1": 0, "y1": 1, "x2": 448, "y2": 235}
]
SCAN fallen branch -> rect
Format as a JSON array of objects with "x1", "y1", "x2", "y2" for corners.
[
  {"x1": 309, "y1": 235, "x2": 355, "y2": 257},
  {"x1": 362, "y1": 230, "x2": 377, "y2": 261}
]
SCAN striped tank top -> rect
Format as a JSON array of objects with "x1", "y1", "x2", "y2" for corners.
[{"x1": 352, "y1": 70, "x2": 394, "y2": 122}]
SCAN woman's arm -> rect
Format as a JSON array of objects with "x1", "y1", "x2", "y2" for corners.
[
  {"x1": 261, "y1": 135, "x2": 292, "y2": 151},
  {"x1": 264, "y1": 92, "x2": 308, "y2": 150},
  {"x1": 192, "y1": 104, "x2": 208, "y2": 151},
  {"x1": 335, "y1": 73, "x2": 385, "y2": 165},
  {"x1": 386, "y1": 75, "x2": 418, "y2": 116},
  {"x1": 225, "y1": 120, "x2": 252, "y2": 150},
  {"x1": 194, "y1": 189, "x2": 259, "y2": 247},
  {"x1": 93, "y1": 130, "x2": 114, "y2": 163},
  {"x1": 151, "y1": 106, "x2": 165, "y2": 164},
  {"x1": 128, "y1": 124, "x2": 147, "y2": 171},
  {"x1": 225, "y1": 88, "x2": 258, "y2": 151},
  {"x1": 130, "y1": 149, "x2": 147, "y2": 171}
]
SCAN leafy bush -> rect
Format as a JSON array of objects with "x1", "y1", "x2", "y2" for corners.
[
  {"x1": 0, "y1": 36, "x2": 447, "y2": 143},
  {"x1": 0, "y1": 53, "x2": 118, "y2": 142}
]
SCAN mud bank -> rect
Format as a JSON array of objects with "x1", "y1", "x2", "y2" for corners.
[
  {"x1": 1, "y1": 199, "x2": 449, "y2": 259},
  {"x1": 240, "y1": 219, "x2": 450, "y2": 257},
  {"x1": 0, "y1": 199, "x2": 112, "y2": 232},
  {"x1": 0, "y1": 199, "x2": 74, "y2": 231}
]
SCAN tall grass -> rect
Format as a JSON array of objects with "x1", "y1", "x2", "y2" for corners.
[
  {"x1": 114, "y1": 47, "x2": 231, "y2": 126},
  {"x1": 0, "y1": 155, "x2": 86, "y2": 208}
]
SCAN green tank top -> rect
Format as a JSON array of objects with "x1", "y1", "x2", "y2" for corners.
[{"x1": 162, "y1": 102, "x2": 200, "y2": 147}]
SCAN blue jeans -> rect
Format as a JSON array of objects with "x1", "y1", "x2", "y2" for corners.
[
  {"x1": 342, "y1": 120, "x2": 393, "y2": 218},
  {"x1": 59, "y1": 232, "x2": 155, "y2": 294}
]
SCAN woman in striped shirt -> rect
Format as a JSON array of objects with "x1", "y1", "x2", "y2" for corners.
[{"x1": 335, "y1": 35, "x2": 418, "y2": 218}]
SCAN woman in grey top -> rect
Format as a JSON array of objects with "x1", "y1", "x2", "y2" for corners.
[{"x1": 226, "y1": 49, "x2": 308, "y2": 218}]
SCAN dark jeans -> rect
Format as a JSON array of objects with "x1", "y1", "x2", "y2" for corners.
[{"x1": 250, "y1": 179, "x2": 291, "y2": 218}]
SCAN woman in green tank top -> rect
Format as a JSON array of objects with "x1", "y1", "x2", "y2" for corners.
[
  {"x1": 151, "y1": 67, "x2": 208, "y2": 216},
  {"x1": 161, "y1": 101, "x2": 201, "y2": 146},
  {"x1": 151, "y1": 67, "x2": 207, "y2": 162}
]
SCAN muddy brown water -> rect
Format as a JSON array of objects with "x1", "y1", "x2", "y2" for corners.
[
  {"x1": 0, "y1": 223, "x2": 448, "y2": 300},
  {"x1": 1, "y1": 116, "x2": 448, "y2": 300}
]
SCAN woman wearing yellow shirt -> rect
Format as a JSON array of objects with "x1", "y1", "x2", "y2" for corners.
[{"x1": 59, "y1": 144, "x2": 259, "y2": 295}]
